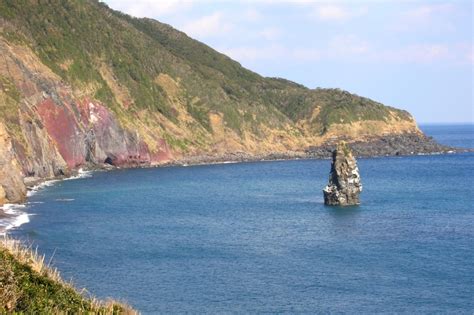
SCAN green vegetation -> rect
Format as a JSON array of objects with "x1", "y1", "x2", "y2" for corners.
[
  {"x1": 337, "y1": 141, "x2": 351, "y2": 157},
  {"x1": 0, "y1": 0, "x2": 414, "y2": 150},
  {"x1": 0, "y1": 2, "x2": 420, "y2": 312},
  {"x1": 185, "y1": 97, "x2": 212, "y2": 132},
  {"x1": 312, "y1": 89, "x2": 395, "y2": 133},
  {"x1": 163, "y1": 132, "x2": 190, "y2": 150},
  {"x1": 0, "y1": 239, "x2": 135, "y2": 314},
  {"x1": 0, "y1": 0, "x2": 175, "y2": 118},
  {"x1": 0, "y1": 75, "x2": 24, "y2": 144},
  {"x1": 0, "y1": 75, "x2": 20, "y2": 102}
]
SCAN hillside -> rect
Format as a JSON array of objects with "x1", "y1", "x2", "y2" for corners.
[{"x1": 0, "y1": 0, "x2": 446, "y2": 205}]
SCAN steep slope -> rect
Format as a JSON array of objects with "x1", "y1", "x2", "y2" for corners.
[{"x1": 0, "y1": 0, "x2": 445, "y2": 205}]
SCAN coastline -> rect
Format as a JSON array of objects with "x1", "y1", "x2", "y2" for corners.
[
  {"x1": 1, "y1": 132, "x2": 472, "y2": 235},
  {"x1": 0, "y1": 204, "x2": 29, "y2": 236},
  {"x1": 7, "y1": 141, "x2": 472, "y2": 313},
  {"x1": 0, "y1": 132, "x2": 472, "y2": 312},
  {"x1": 0, "y1": 169, "x2": 93, "y2": 236}
]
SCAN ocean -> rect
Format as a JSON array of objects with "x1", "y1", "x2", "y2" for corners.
[{"x1": 6, "y1": 124, "x2": 474, "y2": 313}]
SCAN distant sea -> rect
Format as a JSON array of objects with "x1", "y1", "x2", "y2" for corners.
[
  {"x1": 8, "y1": 124, "x2": 474, "y2": 313},
  {"x1": 420, "y1": 123, "x2": 473, "y2": 149}
]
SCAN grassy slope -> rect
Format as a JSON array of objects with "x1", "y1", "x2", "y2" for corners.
[
  {"x1": 0, "y1": 239, "x2": 136, "y2": 313},
  {"x1": 125, "y1": 15, "x2": 411, "y2": 134},
  {"x1": 0, "y1": 0, "x2": 413, "y2": 151}
]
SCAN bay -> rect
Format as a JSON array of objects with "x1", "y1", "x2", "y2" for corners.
[{"x1": 13, "y1": 124, "x2": 474, "y2": 313}]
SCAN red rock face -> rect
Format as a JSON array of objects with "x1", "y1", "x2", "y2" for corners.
[
  {"x1": 138, "y1": 141, "x2": 151, "y2": 163},
  {"x1": 10, "y1": 87, "x2": 174, "y2": 187},
  {"x1": 36, "y1": 98, "x2": 85, "y2": 168},
  {"x1": 25, "y1": 94, "x2": 174, "y2": 177},
  {"x1": 76, "y1": 99, "x2": 172, "y2": 167}
]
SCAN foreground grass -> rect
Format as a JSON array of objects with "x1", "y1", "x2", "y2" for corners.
[{"x1": 0, "y1": 237, "x2": 137, "y2": 314}]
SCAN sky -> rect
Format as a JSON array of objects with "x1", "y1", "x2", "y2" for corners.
[{"x1": 103, "y1": 0, "x2": 473, "y2": 124}]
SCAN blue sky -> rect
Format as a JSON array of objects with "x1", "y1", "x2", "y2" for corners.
[{"x1": 103, "y1": 0, "x2": 473, "y2": 124}]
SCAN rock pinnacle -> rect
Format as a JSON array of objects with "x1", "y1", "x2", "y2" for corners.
[{"x1": 323, "y1": 142, "x2": 362, "y2": 206}]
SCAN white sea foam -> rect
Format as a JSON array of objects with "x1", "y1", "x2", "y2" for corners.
[
  {"x1": 27, "y1": 179, "x2": 60, "y2": 197},
  {"x1": 2, "y1": 168, "x2": 94, "y2": 235},
  {"x1": 2, "y1": 204, "x2": 26, "y2": 214},
  {"x1": 63, "y1": 168, "x2": 93, "y2": 181},
  {"x1": 27, "y1": 168, "x2": 93, "y2": 197},
  {"x1": 0, "y1": 203, "x2": 31, "y2": 236}
]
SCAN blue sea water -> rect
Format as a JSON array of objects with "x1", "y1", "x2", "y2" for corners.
[
  {"x1": 420, "y1": 124, "x2": 474, "y2": 149},
  {"x1": 12, "y1": 124, "x2": 474, "y2": 314}
]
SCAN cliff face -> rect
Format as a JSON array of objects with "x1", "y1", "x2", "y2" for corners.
[
  {"x1": 0, "y1": 122, "x2": 25, "y2": 203},
  {"x1": 0, "y1": 0, "x2": 434, "y2": 205},
  {"x1": 0, "y1": 37, "x2": 171, "y2": 203}
]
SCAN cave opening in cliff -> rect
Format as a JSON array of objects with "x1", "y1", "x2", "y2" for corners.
[{"x1": 104, "y1": 156, "x2": 114, "y2": 165}]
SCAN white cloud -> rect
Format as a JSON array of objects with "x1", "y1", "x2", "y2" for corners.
[
  {"x1": 244, "y1": 8, "x2": 262, "y2": 22},
  {"x1": 181, "y1": 12, "x2": 233, "y2": 39},
  {"x1": 291, "y1": 48, "x2": 322, "y2": 61},
  {"x1": 103, "y1": 0, "x2": 471, "y2": 67},
  {"x1": 328, "y1": 35, "x2": 370, "y2": 56},
  {"x1": 258, "y1": 27, "x2": 281, "y2": 41},
  {"x1": 220, "y1": 45, "x2": 322, "y2": 63},
  {"x1": 316, "y1": 5, "x2": 349, "y2": 21},
  {"x1": 376, "y1": 44, "x2": 450, "y2": 63},
  {"x1": 469, "y1": 48, "x2": 474, "y2": 65},
  {"x1": 393, "y1": 3, "x2": 456, "y2": 32},
  {"x1": 404, "y1": 3, "x2": 454, "y2": 20},
  {"x1": 312, "y1": 4, "x2": 367, "y2": 22},
  {"x1": 366, "y1": 43, "x2": 470, "y2": 65},
  {"x1": 219, "y1": 39, "x2": 470, "y2": 66},
  {"x1": 452, "y1": 43, "x2": 474, "y2": 65}
]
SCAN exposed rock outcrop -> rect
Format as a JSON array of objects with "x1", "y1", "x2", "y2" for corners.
[
  {"x1": 0, "y1": 185, "x2": 6, "y2": 205},
  {"x1": 0, "y1": 38, "x2": 172, "y2": 205},
  {"x1": 307, "y1": 133, "x2": 454, "y2": 158},
  {"x1": 323, "y1": 142, "x2": 362, "y2": 206},
  {"x1": 0, "y1": 123, "x2": 26, "y2": 204}
]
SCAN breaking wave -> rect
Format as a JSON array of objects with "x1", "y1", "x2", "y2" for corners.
[
  {"x1": 27, "y1": 179, "x2": 60, "y2": 197},
  {"x1": 63, "y1": 168, "x2": 93, "y2": 181},
  {"x1": 2, "y1": 168, "x2": 93, "y2": 235},
  {"x1": 0, "y1": 204, "x2": 30, "y2": 236}
]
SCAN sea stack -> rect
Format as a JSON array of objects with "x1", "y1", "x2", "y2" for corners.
[{"x1": 323, "y1": 142, "x2": 362, "y2": 206}]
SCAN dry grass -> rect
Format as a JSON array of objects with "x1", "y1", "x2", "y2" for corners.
[
  {"x1": 0, "y1": 236, "x2": 138, "y2": 314},
  {"x1": 2, "y1": 237, "x2": 62, "y2": 282}
]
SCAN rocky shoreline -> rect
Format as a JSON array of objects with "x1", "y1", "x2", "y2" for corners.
[
  {"x1": 23, "y1": 133, "x2": 472, "y2": 184},
  {"x1": 306, "y1": 133, "x2": 464, "y2": 158},
  {"x1": 0, "y1": 132, "x2": 471, "y2": 235},
  {"x1": 2, "y1": 133, "x2": 471, "y2": 203},
  {"x1": 170, "y1": 133, "x2": 467, "y2": 166}
]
